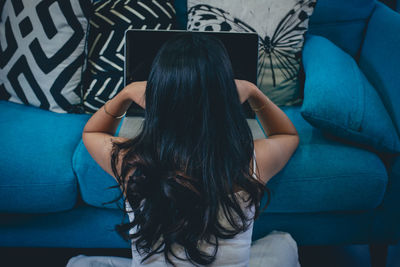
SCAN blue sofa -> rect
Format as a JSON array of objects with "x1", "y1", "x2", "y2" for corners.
[{"x1": 1, "y1": 0, "x2": 399, "y2": 251}]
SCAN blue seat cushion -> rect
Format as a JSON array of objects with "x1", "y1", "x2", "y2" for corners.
[
  {"x1": 262, "y1": 106, "x2": 388, "y2": 213},
  {"x1": 0, "y1": 101, "x2": 90, "y2": 213},
  {"x1": 73, "y1": 140, "x2": 123, "y2": 210},
  {"x1": 72, "y1": 118, "x2": 125, "y2": 209},
  {"x1": 75, "y1": 106, "x2": 388, "y2": 213}
]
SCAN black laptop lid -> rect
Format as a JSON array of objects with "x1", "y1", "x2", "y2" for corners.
[{"x1": 125, "y1": 30, "x2": 258, "y2": 118}]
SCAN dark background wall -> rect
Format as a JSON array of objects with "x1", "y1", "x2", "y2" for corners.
[{"x1": 379, "y1": 0, "x2": 399, "y2": 11}]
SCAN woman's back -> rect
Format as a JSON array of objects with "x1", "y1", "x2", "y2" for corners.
[
  {"x1": 77, "y1": 32, "x2": 300, "y2": 266},
  {"x1": 127, "y1": 150, "x2": 258, "y2": 266},
  {"x1": 128, "y1": 192, "x2": 255, "y2": 266}
]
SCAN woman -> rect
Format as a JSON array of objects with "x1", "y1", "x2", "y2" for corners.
[{"x1": 70, "y1": 33, "x2": 300, "y2": 266}]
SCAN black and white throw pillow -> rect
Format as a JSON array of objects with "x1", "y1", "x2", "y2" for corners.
[
  {"x1": 83, "y1": 0, "x2": 176, "y2": 113},
  {"x1": 187, "y1": 0, "x2": 317, "y2": 106},
  {"x1": 0, "y1": 0, "x2": 91, "y2": 113}
]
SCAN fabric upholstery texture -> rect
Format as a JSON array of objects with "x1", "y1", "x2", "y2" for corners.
[
  {"x1": 0, "y1": 100, "x2": 90, "y2": 213},
  {"x1": 301, "y1": 34, "x2": 400, "y2": 153},
  {"x1": 186, "y1": 0, "x2": 316, "y2": 106},
  {"x1": 82, "y1": 0, "x2": 176, "y2": 113},
  {"x1": 173, "y1": 0, "x2": 187, "y2": 29},
  {"x1": 0, "y1": 0, "x2": 91, "y2": 113},
  {"x1": 307, "y1": 0, "x2": 375, "y2": 57},
  {"x1": 0, "y1": 202, "x2": 379, "y2": 248},
  {"x1": 2, "y1": 0, "x2": 400, "y2": 250},
  {"x1": 73, "y1": 106, "x2": 388, "y2": 213},
  {"x1": 264, "y1": 106, "x2": 387, "y2": 213},
  {"x1": 359, "y1": 2, "x2": 400, "y2": 140},
  {"x1": 371, "y1": 155, "x2": 400, "y2": 243},
  {"x1": 0, "y1": 200, "x2": 381, "y2": 248},
  {"x1": 73, "y1": 116, "x2": 265, "y2": 209},
  {"x1": 172, "y1": 0, "x2": 188, "y2": 28},
  {"x1": 0, "y1": 204, "x2": 130, "y2": 248},
  {"x1": 253, "y1": 210, "x2": 375, "y2": 244},
  {"x1": 73, "y1": 140, "x2": 123, "y2": 210}
]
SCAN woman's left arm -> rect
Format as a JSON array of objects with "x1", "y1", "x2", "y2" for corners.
[{"x1": 82, "y1": 81, "x2": 146, "y2": 178}]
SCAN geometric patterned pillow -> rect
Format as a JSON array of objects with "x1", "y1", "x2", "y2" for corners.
[
  {"x1": 187, "y1": 0, "x2": 317, "y2": 106},
  {"x1": 0, "y1": 0, "x2": 91, "y2": 113},
  {"x1": 82, "y1": 0, "x2": 176, "y2": 113}
]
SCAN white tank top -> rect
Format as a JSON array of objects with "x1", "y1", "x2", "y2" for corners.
[{"x1": 126, "y1": 150, "x2": 258, "y2": 266}]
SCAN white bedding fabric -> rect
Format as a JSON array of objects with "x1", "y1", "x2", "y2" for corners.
[{"x1": 67, "y1": 231, "x2": 300, "y2": 267}]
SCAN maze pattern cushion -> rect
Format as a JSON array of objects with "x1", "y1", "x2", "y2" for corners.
[
  {"x1": 0, "y1": 0, "x2": 90, "y2": 113},
  {"x1": 83, "y1": 0, "x2": 176, "y2": 113},
  {"x1": 187, "y1": 0, "x2": 316, "y2": 106}
]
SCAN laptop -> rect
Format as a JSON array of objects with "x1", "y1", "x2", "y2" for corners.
[{"x1": 124, "y1": 29, "x2": 259, "y2": 118}]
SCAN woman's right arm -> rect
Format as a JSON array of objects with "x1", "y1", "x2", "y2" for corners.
[{"x1": 237, "y1": 80, "x2": 300, "y2": 185}]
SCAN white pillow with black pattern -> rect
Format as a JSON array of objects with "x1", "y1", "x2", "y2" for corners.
[
  {"x1": 187, "y1": 0, "x2": 317, "y2": 106},
  {"x1": 0, "y1": 0, "x2": 90, "y2": 113},
  {"x1": 82, "y1": 0, "x2": 176, "y2": 113}
]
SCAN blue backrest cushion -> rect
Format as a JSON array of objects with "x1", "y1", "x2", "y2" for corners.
[
  {"x1": 301, "y1": 35, "x2": 400, "y2": 153},
  {"x1": 174, "y1": 0, "x2": 188, "y2": 29},
  {"x1": 307, "y1": 0, "x2": 375, "y2": 58},
  {"x1": 359, "y1": 2, "x2": 400, "y2": 143}
]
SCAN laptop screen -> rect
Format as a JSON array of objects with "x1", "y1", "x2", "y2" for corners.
[{"x1": 125, "y1": 30, "x2": 258, "y2": 118}]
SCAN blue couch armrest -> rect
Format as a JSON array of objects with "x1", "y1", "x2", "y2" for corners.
[{"x1": 359, "y1": 2, "x2": 400, "y2": 139}]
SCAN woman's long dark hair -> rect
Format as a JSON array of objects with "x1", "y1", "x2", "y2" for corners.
[{"x1": 110, "y1": 32, "x2": 269, "y2": 266}]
